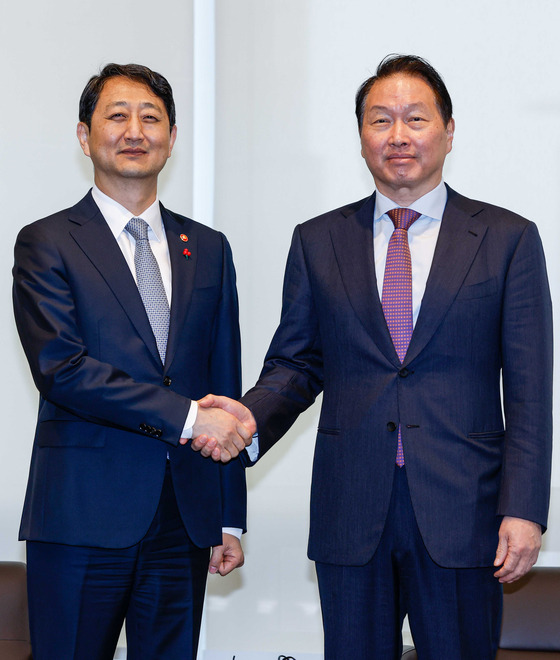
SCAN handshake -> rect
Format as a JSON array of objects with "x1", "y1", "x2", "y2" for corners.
[{"x1": 180, "y1": 394, "x2": 256, "y2": 462}]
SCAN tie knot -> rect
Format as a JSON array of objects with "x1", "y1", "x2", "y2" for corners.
[
  {"x1": 125, "y1": 217, "x2": 149, "y2": 241},
  {"x1": 387, "y1": 208, "x2": 421, "y2": 231}
]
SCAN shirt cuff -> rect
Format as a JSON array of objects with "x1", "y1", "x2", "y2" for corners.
[
  {"x1": 181, "y1": 400, "x2": 198, "y2": 439},
  {"x1": 222, "y1": 527, "x2": 242, "y2": 540},
  {"x1": 245, "y1": 434, "x2": 260, "y2": 462}
]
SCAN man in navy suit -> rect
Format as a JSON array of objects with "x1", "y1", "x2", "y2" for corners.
[
  {"x1": 13, "y1": 63, "x2": 254, "y2": 660},
  {"x1": 195, "y1": 55, "x2": 553, "y2": 658}
]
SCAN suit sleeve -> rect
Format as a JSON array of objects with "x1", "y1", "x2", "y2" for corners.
[
  {"x1": 210, "y1": 235, "x2": 247, "y2": 530},
  {"x1": 13, "y1": 222, "x2": 190, "y2": 446},
  {"x1": 498, "y1": 221, "x2": 553, "y2": 529},
  {"x1": 241, "y1": 225, "x2": 324, "y2": 461}
]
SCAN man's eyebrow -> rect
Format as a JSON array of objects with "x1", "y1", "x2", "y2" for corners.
[
  {"x1": 367, "y1": 102, "x2": 429, "y2": 113},
  {"x1": 104, "y1": 100, "x2": 162, "y2": 111}
]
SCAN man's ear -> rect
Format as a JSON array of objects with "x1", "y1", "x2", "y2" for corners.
[
  {"x1": 76, "y1": 122, "x2": 91, "y2": 157},
  {"x1": 445, "y1": 117, "x2": 455, "y2": 154},
  {"x1": 168, "y1": 124, "x2": 178, "y2": 158}
]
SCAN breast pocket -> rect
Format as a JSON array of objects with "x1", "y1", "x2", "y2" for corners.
[{"x1": 456, "y1": 278, "x2": 498, "y2": 300}]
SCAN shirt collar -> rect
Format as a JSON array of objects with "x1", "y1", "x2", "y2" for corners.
[
  {"x1": 91, "y1": 185, "x2": 165, "y2": 242},
  {"x1": 374, "y1": 180, "x2": 448, "y2": 222}
]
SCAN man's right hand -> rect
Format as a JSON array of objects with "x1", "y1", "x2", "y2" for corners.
[
  {"x1": 182, "y1": 397, "x2": 256, "y2": 462},
  {"x1": 185, "y1": 395, "x2": 256, "y2": 463}
]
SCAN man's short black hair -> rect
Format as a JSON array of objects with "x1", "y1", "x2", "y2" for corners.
[
  {"x1": 355, "y1": 54, "x2": 453, "y2": 133},
  {"x1": 79, "y1": 63, "x2": 176, "y2": 131}
]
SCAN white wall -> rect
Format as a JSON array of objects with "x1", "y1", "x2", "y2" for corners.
[{"x1": 1, "y1": 0, "x2": 559, "y2": 657}]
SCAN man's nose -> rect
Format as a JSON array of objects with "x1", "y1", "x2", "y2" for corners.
[
  {"x1": 124, "y1": 115, "x2": 143, "y2": 140},
  {"x1": 389, "y1": 119, "x2": 409, "y2": 145}
]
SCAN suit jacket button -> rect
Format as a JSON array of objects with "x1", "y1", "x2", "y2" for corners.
[
  {"x1": 399, "y1": 368, "x2": 410, "y2": 378},
  {"x1": 387, "y1": 422, "x2": 397, "y2": 432},
  {"x1": 139, "y1": 422, "x2": 147, "y2": 432},
  {"x1": 163, "y1": 376, "x2": 172, "y2": 387}
]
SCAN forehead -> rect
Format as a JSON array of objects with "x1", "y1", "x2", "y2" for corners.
[
  {"x1": 365, "y1": 74, "x2": 438, "y2": 111},
  {"x1": 95, "y1": 76, "x2": 165, "y2": 112}
]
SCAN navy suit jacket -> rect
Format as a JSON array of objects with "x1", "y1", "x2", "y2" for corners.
[
  {"x1": 13, "y1": 191, "x2": 246, "y2": 549},
  {"x1": 242, "y1": 186, "x2": 553, "y2": 568}
]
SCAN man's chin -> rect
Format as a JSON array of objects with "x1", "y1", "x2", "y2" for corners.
[{"x1": 117, "y1": 167, "x2": 157, "y2": 179}]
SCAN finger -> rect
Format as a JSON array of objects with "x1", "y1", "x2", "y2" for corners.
[
  {"x1": 219, "y1": 550, "x2": 244, "y2": 576},
  {"x1": 188, "y1": 435, "x2": 208, "y2": 449},
  {"x1": 224, "y1": 431, "x2": 247, "y2": 456},
  {"x1": 206, "y1": 396, "x2": 252, "y2": 423},
  {"x1": 498, "y1": 551, "x2": 537, "y2": 583},
  {"x1": 198, "y1": 437, "x2": 218, "y2": 458},
  {"x1": 234, "y1": 407, "x2": 257, "y2": 435},
  {"x1": 230, "y1": 436, "x2": 246, "y2": 455},
  {"x1": 209, "y1": 546, "x2": 223, "y2": 575},
  {"x1": 198, "y1": 394, "x2": 217, "y2": 408},
  {"x1": 235, "y1": 422, "x2": 253, "y2": 444},
  {"x1": 230, "y1": 404, "x2": 256, "y2": 432},
  {"x1": 227, "y1": 427, "x2": 252, "y2": 453},
  {"x1": 494, "y1": 552, "x2": 520, "y2": 581},
  {"x1": 497, "y1": 567, "x2": 523, "y2": 583},
  {"x1": 215, "y1": 446, "x2": 232, "y2": 463},
  {"x1": 494, "y1": 535, "x2": 508, "y2": 567},
  {"x1": 219, "y1": 558, "x2": 234, "y2": 576},
  {"x1": 244, "y1": 416, "x2": 257, "y2": 436}
]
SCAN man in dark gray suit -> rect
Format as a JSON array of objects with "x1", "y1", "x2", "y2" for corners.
[
  {"x1": 194, "y1": 55, "x2": 553, "y2": 659},
  {"x1": 13, "y1": 63, "x2": 253, "y2": 660}
]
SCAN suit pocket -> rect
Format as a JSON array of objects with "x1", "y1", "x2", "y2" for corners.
[
  {"x1": 317, "y1": 427, "x2": 340, "y2": 436},
  {"x1": 456, "y1": 278, "x2": 498, "y2": 300},
  {"x1": 37, "y1": 421, "x2": 106, "y2": 448},
  {"x1": 467, "y1": 430, "x2": 505, "y2": 440},
  {"x1": 189, "y1": 284, "x2": 220, "y2": 314}
]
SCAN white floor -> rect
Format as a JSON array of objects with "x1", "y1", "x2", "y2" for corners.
[
  {"x1": 203, "y1": 654, "x2": 321, "y2": 660},
  {"x1": 115, "y1": 652, "x2": 320, "y2": 660}
]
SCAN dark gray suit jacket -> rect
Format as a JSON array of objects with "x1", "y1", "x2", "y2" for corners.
[
  {"x1": 242, "y1": 186, "x2": 553, "y2": 567},
  {"x1": 14, "y1": 191, "x2": 246, "y2": 549}
]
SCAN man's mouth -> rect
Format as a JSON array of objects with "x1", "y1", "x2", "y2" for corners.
[{"x1": 120, "y1": 148, "x2": 147, "y2": 156}]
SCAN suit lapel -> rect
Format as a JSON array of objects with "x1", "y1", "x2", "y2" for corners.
[
  {"x1": 405, "y1": 187, "x2": 487, "y2": 364},
  {"x1": 330, "y1": 193, "x2": 400, "y2": 367},
  {"x1": 162, "y1": 205, "x2": 197, "y2": 372},
  {"x1": 332, "y1": 188, "x2": 489, "y2": 367},
  {"x1": 68, "y1": 192, "x2": 162, "y2": 368}
]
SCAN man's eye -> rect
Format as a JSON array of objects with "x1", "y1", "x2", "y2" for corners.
[
  {"x1": 108, "y1": 113, "x2": 126, "y2": 120},
  {"x1": 373, "y1": 118, "x2": 389, "y2": 124},
  {"x1": 409, "y1": 116, "x2": 424, "y2": 122},
  {"x1": 143, "y1": 115, "x2": 159, "y2": 122}
]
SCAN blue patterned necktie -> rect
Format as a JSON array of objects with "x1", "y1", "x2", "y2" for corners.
[
  {"x1": 125, "y1": 217, "x2": 169, "y2": 363},
  {"x1": 382, "y1": 207, "x2": 421, "y2": 466}
]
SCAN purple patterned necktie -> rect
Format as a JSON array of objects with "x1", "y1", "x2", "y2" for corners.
[{"x1": 381, "y1": 207, "x2": 421, "y2": 466}]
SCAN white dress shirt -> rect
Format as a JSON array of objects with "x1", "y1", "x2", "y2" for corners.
[
  {"x1": 374, "y1": 180, "x2": 448, "y2": 327},
  {"x1": 91, "y1": 187, "x2": 241, "y2": 540}
]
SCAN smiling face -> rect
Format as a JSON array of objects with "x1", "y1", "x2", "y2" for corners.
[
  {"x1": 76, "y1": 76, "x2": 177, "y2": 201},
  {"x1": 360, "y1": 73, "x2": 454, "y2": 206}
]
